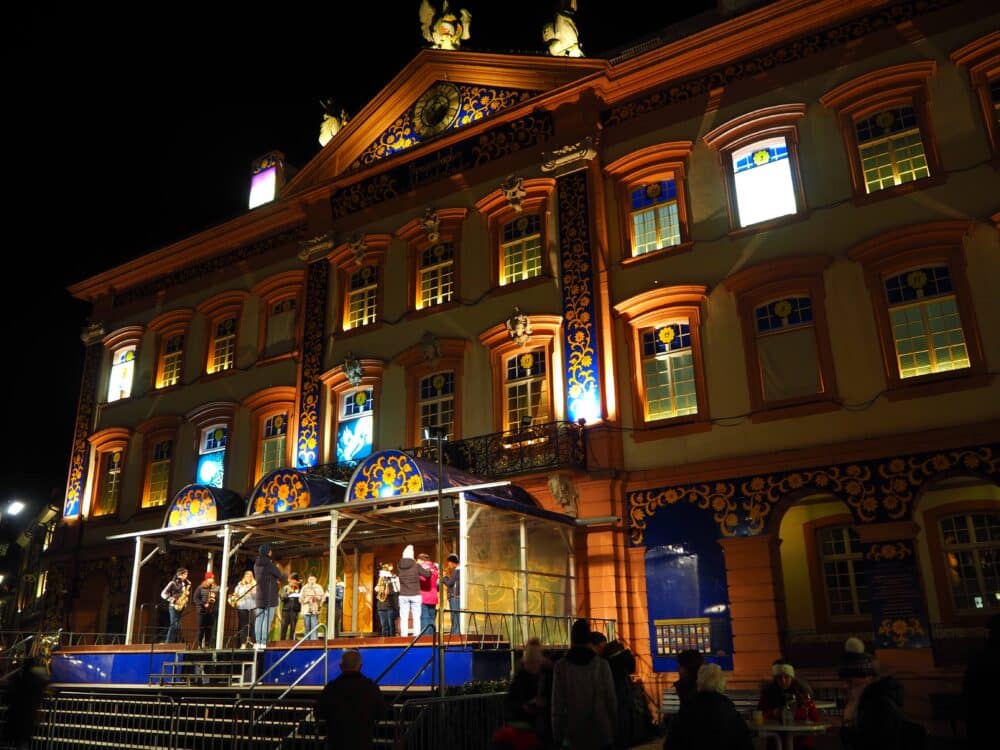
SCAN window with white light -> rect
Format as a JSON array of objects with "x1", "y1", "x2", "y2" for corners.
[
  {"x1": 197, "y1": 426, "x2": 228, "y2": 488},
  {"x1": 730, "y1": 136, "x2": 798, "y2": 227},
  {"x1": 107, "y1": 345, "x2": 136, "y2": 402}
]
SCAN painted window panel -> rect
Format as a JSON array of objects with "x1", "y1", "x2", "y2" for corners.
[
  {"x1": 107, "y1": 345, "x2": 136, "y2": 402},
  {"x1": 731, "y1": 136, "x2": 797, "y2": 227},
  {"x1": 757, "y1": 325, "x2": 821, "y2": 402},
  {"x1": 198, "y1": 426, "x2": 227, "y2": 488},
  {"x1": 265, "y1": 299, "x2": 296, "y2": 356},
  {"x1": 338, "y1": 390, "x2": 374, "y2": 463}
]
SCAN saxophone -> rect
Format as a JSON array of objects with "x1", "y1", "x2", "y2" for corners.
[
  {"x1": 173, "y1": 582, "x2": 190, "y2": 612},
  {"x1": 376, "y1": 575, "x2": 390, "y2": 602}
]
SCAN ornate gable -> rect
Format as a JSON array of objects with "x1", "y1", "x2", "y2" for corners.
[{"x1": 350, "y1": 80, "x2": 540, "y2": 171}]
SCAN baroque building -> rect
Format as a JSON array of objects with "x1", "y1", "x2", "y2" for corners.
[{"x1": 22, "y1": 0, "x2": 1000, "y2": 724}]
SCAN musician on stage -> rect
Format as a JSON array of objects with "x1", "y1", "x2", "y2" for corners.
[
  {"x1": 253, "y1": 543, "x2": 287, "y2": 649},
  {"x1": 160, "y1": 567, "x2": 190, "y2": 644},
  {"x1": 194, "y1": 571, "x2": 220, "y2": 649},
  {"x1": 231, "y1": 569, "x2": 258, "y2": 648}
]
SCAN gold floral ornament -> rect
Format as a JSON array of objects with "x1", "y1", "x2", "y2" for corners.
[
  {"x1": 878, "y1": 617, "x2": 924, "y2": 647},
  {"x1": 645, "y1": 182, "x2": 662, "y2": 200},
  {"x1": 354, "y1": 391, "x2": 368, "y2": 407},
  {"x1": 432, "y1": 374, "x2": 445, "y2": 391},
  {"x1": 773, "y1": 299, "x2": 793, "y2": 319},
  {"x1": 657, "y1": 326, "x2": 676, "y2": 345},
  {"x1": 753, "y1": 149, "x2": 771, "y2": 166},
  {"x1": 520, "y1": 352, "x2": 535, "y2": 370},
  {"x1": 906, "y1": 270, "x2": 927, "y2": 290},
  {"x1": 875, "y1": 111, "x2": 895, "y2": 132}
]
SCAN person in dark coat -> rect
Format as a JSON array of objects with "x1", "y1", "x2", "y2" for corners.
[
  {"x1": 551, "y1": 618, "x2": 617, "y2": 750},
  {"x1": 443, "y1": 552, "x2": 461, "y2": 634},
  {"x1": 663, "y1": 663, "x2": 753, "y2": 750},
  {"x1": 396, "y1": 544, "x2": 430, "y2": 637},
  {"x1": 315, "y1": 649, "x2": 386, "y2": 750},
  {"x1": 1, "y1": 657, "x2": 49, "y2": 749},
  {"x1": 673, "y1": 650, "x2": 704, "y2": 712},
  {"x1": 279, "y1": 573, "x2": 302, "y2": 641},
  {"x1": 193, "y1": 571, "x2": 220, "y2": 649},
  {"x1": 838, "y1": 637, "x2": 928, "y2": 750},
  {"x1": 591, "y1": 633, "x2": 638, "y2": 749},
  {"x1": 964, "y1": 614, "x2": 1000, "y2": 749},
  {"x1": 253, "y1": 543, "x2": 286, "y2": 648},
  {"x1": 506, "y1": 638, "x2": 554, "y2": 745}
]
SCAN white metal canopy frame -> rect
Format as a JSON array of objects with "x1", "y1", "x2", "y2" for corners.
[{"x1": 110, "y1": 470, "x2": 579, "y2": 652}]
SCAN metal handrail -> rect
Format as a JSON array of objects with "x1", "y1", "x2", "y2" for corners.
[
  {"x1": 240, "y1": 622, "x2": 328, "y2": 744},
  {"x1": 373, "y1": 623, "x2": 435, "y2": 687}
]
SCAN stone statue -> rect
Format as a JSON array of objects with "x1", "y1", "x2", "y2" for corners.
[
  {"x1": 543, "y1": 1, "x2": 584, "y2": 58},
  {"x1": 506, "y1": 306, "x2": 533, "y2": 347},
  {"x1": 419, "y1": 331, "x2": 442, "y2": 368},
  {"x1": 420, "y1": 0, "x2": 471, "y2": 50},
  {"x1": 318, "y1": 99, "x2": 349, "y2": 147},
  {"x1": 500, "y1": 176, "x2": 527, "y2": 213},
  {"x1": 548, "y1": 474, "x2": 579, "y2": 516},
  {"x1": 421, "y1": 208, "x2": 441, "y2": 243},
  {"x1": 349, "y1": 237, "x2": 368, "y2": 267},
  {"x1": 343, "y1": 352, "x2": 363, "y2": 387}
]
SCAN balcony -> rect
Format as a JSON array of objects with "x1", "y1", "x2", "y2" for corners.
[{"x1": 311, "y1": 420, "x2": 586, "y2": 482}]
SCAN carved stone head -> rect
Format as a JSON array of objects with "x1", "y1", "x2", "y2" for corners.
[
  {"x1": 505, "y1": 306, "x2": 533, "y2": 346},
  {"x1": 500, "y1": 175, "x2": 527, "y2": 213},
  {"x1": 421, "y1": 208, "x2": 441, "y2": 243},
  {"x1": 343, "y1": 352, "x2": 363, "y2": 387}
]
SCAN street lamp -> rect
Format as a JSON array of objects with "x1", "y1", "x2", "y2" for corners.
[
  {"x1": 7, "y1": 501, "x2": 24, "y2": 516},
  {"x1": 423, "y1": 424, "x2": 448, "y2": 699}
]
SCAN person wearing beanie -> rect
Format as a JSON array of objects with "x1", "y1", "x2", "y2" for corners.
[
  {"x1": 194, "y1": 570, "x2": 220, "y2": 649},
  {"x1": 396, "y1": 544, "x2": 431, "y2": 637},
  {"x1": 757, "y1": 659, "x2": 818, "y2": 748},
  {"x1": 253, "y1": 542, "x2": 287, "y2": 648},
  {"x1": 838, "y1": 637, "x2": 928, "y2": 750},
  {"x1": 551, "y1": 618, "x2": 617, "y2": 749}
]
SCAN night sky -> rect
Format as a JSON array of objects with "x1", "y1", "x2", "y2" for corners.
[{"x1": 5, "y1": 2, "x2": 717, "y2": 519}]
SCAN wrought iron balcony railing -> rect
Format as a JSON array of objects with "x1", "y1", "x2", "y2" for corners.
[{"x1": 310, "y1": 420, "x2": 586, "y2": 484}]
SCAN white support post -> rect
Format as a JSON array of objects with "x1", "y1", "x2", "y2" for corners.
[
  {"x1": 519, "y1": 516, "x2": 529, "y2": 647},
  {"x1": 458, "y1": 493, "x2": 468, "y2": 636},
  {"x1": 215, "y1": 525, "x2": 232, "y2": 650},
  {"x1": 327, "y1": 510, "x2": 339, "y2": 640},
  {"x1": 125, "y1": 536, "x2": 143, "y2": 645}
]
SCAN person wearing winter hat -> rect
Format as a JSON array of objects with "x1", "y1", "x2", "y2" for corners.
[
  {"x1": 194, "y1": 570, "x2": 220, "y2": 649},
  {"x1": 280, "y1": 573, "x2": 302, "y2": 641},
  {"x1": 757, "y1": 659, "x2": 818, "y2": 748},
  {"x1": 253, "y1": 543, "x2": 287, "y2": 648},
  {"x1": 396, "y1": 544, "x2": 431, "y2": 637},
  {"x1": 838, "y1": 637, "x2": 928, "y2": 750}
]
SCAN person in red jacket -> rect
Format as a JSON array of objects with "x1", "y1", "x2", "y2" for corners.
[
  {"x1": 757, "y1": 660, "x2": 819, "y2": 749},
  {"x1": 417, "y1": 552, "x2": 440, "y2": 635}
]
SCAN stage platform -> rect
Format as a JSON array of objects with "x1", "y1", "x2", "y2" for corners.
[{"x1": 49, "y1": 635, "x2": 512, "y2": 689}]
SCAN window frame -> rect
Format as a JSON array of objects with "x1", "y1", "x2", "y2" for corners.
[
  {"x1": 848, "y1": 220, "x2": 986, "y2": 400},
  {"x1": 148, "y1": 308, "x2": 194, "y2": 391},
  {"x1": 137, "y1": 415, "x2": 181, "y2": 511},
  {"x1": 613, "y1": 286, "x2": 710, "y2": 439},
  {"x1": 396, "y1": 208, "x2": 467, "y2": 317},
  {"x1": 320, "y1": 359, "x2": 386, "y2": 465},
  {"x1": 328, "y1": 235, "x2": 390, "y2": 336},
  {"x1": 925, "y1": 500, "x2": 1000, "y2": 627},
  {"x1": 951, "y1": 32, "x2": 1000, "y2": 163},
  {"x1": 723, "y1": 256, "x2": 839, "y2": 421},
  {"x1": 479, "y1": 316, "x2": 564, "y2": 434},
  {"x1": 703, "y1": 104, "x2": 808, "y2": 233},
  {"x1": 397, "y1": 338, "x2": 469, "y2": 446},
  {"x1": 86, "y1": 427, "x2": 130, "y2": 520},
  {"x1": 252, "y1": 270, "x2": 305, "y2": 363},
  {"x1": 604, "y1": 141, "x2": 694, "y2": 263},
  {"x1": 804, "y1": 516, "x2": 871, "y2": 632},
  {"x1": 102, "y1": 326, "x2": 144, "y2": 404},
  {"x1": 475, "y1": 178, "x2": 556, "y2": 292},
  {"x1": 820, "y1": 61, "x2": 942, "y2": 202},
  {"x1": 197, "y1": 291, "x2": 248, "y2": 377},
  {"x1": 186, "y1": 401, "x2": 237, "y2": 490},
  {"x1": 244, "y1": 386, "x2": 297, "y2": 485}
]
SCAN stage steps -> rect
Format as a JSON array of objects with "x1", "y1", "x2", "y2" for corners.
[{"x1": 148, "y1": 647, "x2": 258, "y2": 687}]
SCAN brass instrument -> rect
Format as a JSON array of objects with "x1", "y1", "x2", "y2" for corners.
[
  {"x1": 376, "y1": 575, "x2": 390, "y2": 602},
  {"x1": 227, "y1": 590, "x2": 241, "y2": 608},
  {"x1": 173, "y1": 583, "x2": 190, "y2": 612}
]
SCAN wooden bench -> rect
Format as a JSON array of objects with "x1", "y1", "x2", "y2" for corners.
[{"x1": 662, "y1": 688, "x2": 759, "y2": 719}]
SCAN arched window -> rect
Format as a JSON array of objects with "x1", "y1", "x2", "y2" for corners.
[{"x1": 939, "y1": 511, "x2": 1000, "y2": 613}]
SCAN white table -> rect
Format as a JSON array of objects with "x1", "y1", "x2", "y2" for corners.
[
  {"x1": 754, "y1": 720, "x2": 830, "y2": 750},
  {"x1": 814, "y1": 700, "x2": 837, "y2": 711}
]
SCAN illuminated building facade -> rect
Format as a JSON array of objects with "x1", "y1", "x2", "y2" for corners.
[{"x1": 23, "y1": 0, "x2": 1000, "y2": 722}]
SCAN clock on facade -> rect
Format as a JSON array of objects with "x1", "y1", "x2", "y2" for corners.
[{"x1": 413, "y1": 82, "x2": 462, "y2": 138}]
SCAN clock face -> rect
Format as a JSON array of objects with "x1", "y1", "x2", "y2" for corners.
[{"x1": 413, "y1": 83, "x2": 461, "y2": 138}]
